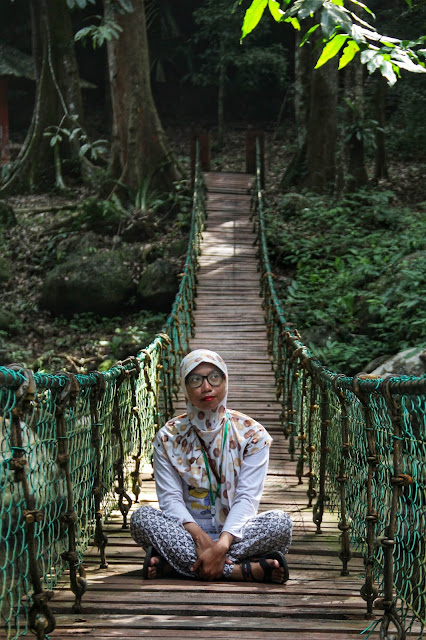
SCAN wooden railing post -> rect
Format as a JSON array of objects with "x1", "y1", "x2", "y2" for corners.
[
  {"x1": 246, "y1": 129, "x2": 264, "y2": 187},
  {"x1": 191, "y1": 130, "x2": 210, "y2": 185}
]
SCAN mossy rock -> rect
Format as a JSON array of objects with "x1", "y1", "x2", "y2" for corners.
[
  {"x1": 0, "y1": 256, "x2": 12, "y2": 284},
  {"x1": 137, "y1": 258, "x2": 179, "y2": 312},
  {"x1": 0, "y1": 201, "x2": 17, "y2": 229},
  {"x1": 167, "y1": 237, "x2": 187, "y2": 258},
  {"x1": 40, "y1": 249, "x2": 134, "y2": 317}
]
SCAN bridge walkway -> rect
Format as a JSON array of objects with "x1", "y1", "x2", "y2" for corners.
[{"x1": 50, "y1": 172, "x2": 380, "y2": 638}]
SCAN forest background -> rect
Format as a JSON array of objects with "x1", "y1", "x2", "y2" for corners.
[{"x1": 0, "y1": 0, "x2": 425, "y2": 377}]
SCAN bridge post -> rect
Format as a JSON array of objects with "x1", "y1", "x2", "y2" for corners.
[
  {"x1": 245, "y1": 129, "x2": 264, "y2": 188},
  {"x1": 191, "y1": 130, "x2": 210, "y2": 184}
]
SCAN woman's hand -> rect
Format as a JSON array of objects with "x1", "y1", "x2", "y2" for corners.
[
  {"x1": 191, "y1": 531, "x2": 234, "y2": 581},
  {"x1": 183, "y1": 522, "x2": 215, "y2": 557}
]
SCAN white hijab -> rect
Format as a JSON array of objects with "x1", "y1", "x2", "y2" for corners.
[{"x1": 155, "y1": 349, "x2": 272, "y2": 526}]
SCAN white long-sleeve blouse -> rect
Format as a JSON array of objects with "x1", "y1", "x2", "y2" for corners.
[{"x1": 153, "y1": 442, "x2": 269, "y2": 540}]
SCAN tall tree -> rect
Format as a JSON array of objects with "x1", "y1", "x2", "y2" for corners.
[
  {"x1": 305, "y1": 21, "x2": 338, "y2": 192},
  {"x1": 281, "y1": 17, "x2": 338, "y2": 193},
  {"x1": 104, "y1": 0, "x2": 182, "y2": 196},
  {"x1": 0, "y1": 0, "x2": 86, "y2": 194}
]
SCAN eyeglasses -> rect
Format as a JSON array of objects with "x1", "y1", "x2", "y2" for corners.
[{"x1": 186, "y1": 371, "x2": 224, "y2": 389}]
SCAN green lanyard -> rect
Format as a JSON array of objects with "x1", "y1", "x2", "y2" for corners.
[{"x1": 200, "y1": 420, "x2": 229, "y2": 517}]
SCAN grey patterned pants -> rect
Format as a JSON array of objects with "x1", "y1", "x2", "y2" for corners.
[{"x1": 130, "y1": 506, "x2": 293, "y2": 579}]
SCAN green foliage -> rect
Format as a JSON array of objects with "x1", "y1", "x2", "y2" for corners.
[
  {"x1": 77, "y1": 195, "x2": 128, "y2": 234},
  {"x1": 67, "y1": 0, "x2": 132, "y2": 12},
  {"x1": 28, "y1": 310, "x2": 166, "y2": 373},
  {"x1": 74, "y1": 16, "x2": 124, "y2": 48},
  {"x1": 135, "y1": 178, "x2": 192, "y2": 217},
  {"x1": 341, "y1": 99, "x2": 380, "y2": 147},
  {"x1": 386, "y1": 77, "x2": 426, "y2": 160},
  {"x1": 190, "y1": 0, "x2": 288, "y2": 96},
  {"x1": 44, "y1": 114, "x2": 108, "y2": 161},
  {"x1": 266, "y1": 189, "x2": 426, "y2": 373},
  {"x1": 241, "y1": 0, "x2": 426, "y2": 84}
]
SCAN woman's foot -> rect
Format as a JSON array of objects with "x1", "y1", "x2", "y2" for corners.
[
  {"x1": 142, "y1": 546, "x2": 173, "y2": 580},
  {"x1": 232, "y1": 552, "x2": 289, "y2": 584},
  {"x1": 146, "y1": 554, "x2": 173, "y2": 579}
]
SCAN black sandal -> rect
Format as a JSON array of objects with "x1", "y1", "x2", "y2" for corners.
[
  {"x1": 241, "y1": 551, "x2": 289, "y2": 584},
  {"x1": 142, "y1": 546, "x2": 169, "y2": 579}
]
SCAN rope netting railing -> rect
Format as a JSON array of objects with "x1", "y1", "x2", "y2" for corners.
[
  {"x1": 252, "y1": 138, "x2": 425, "y2": 640},
  {"x1": 0, "y1": 146, "x2": 205, "y2": 640}
]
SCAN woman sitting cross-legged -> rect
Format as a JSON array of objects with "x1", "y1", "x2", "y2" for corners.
[{"x1": 130, "y1": 349, "x2": 293, "y2": 583}]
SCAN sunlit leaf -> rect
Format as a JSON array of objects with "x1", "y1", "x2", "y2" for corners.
[
  {"x1": 338, "y1": 40, "x2": 360, "y2": 68},
  {"x1": 268, "y1": 0, "x2": 284, "y2": 22},
  {"x1": 348, "y1": 0, "x2": 375, "y2": 17},
  {"x1": 286, "y1": 16, "x2": 301, "y2": 30},
  {"x1": 315, "y1": 33, "x2": 348, "y2": 68},
  {"x1": 300, "y1": 23, "x2": 320, "y2": 46},
  {"x1": 241, "y1": 0, "x2": 268, "y2": 37},
  {"x1": 380, "y1": 60, "x2": 397, "y2": 85}
]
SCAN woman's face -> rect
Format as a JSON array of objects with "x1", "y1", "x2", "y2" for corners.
[{"x1": 185, "y1": 363, "x2": 226, "y2": 412}]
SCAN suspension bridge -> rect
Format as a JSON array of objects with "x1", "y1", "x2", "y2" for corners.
[{"x1": 0, "y1": 139, "x2": 425, "y2": 640}]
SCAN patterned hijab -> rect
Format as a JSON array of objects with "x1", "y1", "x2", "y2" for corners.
[{"x1": 155, "y1": 349, "x2": 272, "y2": 528}]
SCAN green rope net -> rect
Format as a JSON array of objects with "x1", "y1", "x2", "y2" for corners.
[
  {"x1": 1, "y1": 137, "x2": 425, "y2": 640},
  {"x1": 253, "y1": 138, "x2": 425, "y2": 640},
  {"x1": 0, "y1": 149, "x2": 205, "y2": 639}
]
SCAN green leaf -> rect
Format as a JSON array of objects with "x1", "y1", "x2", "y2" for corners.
[
  {"x1": 315, "y1": 33, "x2": 348, "y2": 68},
  {"x1": 74, "y1": 26, "x2": 93, "y2": 42},
  {"x1": 391, "y1": 50, "x2": 426, "y2": 73},
  {"x1": 297, "y1": 0, "x2": 323, "y2": 20},
  {"x1": 268, "y1": 0, "x2": 283, "y2": 22},
  {"x1": 286, "y1": 16, "x2": 301, "y2": 30},
  {"x1": 79, "y1": 143, "x2": 91, "y2": 158},
  {"x1": 338, "y1": 40, "x2": 360, "y2": 68},
  {"x1": 300, "y1": 23, "x2": 320, "y2": 46},
  {"x1": 321, "y1": 4, "x2": 353, "y2": 38},
  {"x1": 348, "y1": 0, "x2": 375, "y2": 17},
  {"x1": 380, "y1": 60, "x2": 397, "y2": 85},
  {"x1": 241, "y1": 0, "x2": 268, "y2": 37}
]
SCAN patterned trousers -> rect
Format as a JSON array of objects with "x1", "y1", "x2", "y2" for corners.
[{"x1": 130, "y1": 506, "x2": 293, "y2": 579}]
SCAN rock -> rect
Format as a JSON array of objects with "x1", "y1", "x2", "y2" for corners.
[
  {"x1": 167, "y1": 237, "x2": 187, "y2": 258},
  {"x1": 0, "y1": 257, "x2": 12, "y2": 284},
  {"x1": 55, "y1": 231, "x2": 105, "y2": 259},
  {"x1": 369, "y1": 346, "x2": 426, "y2": 378},
  {"x1": 0, "y1": 201, "x2": 17, "y2": 229},
  {"x1": 137, "y1": 258, "x2": 179, "y2": 312},
  {"x1": 279, "y1": 193, "x2": 312, "y2": 217},
  {"x1": 40, "y1": 249, "x2": 134, "y2": 317},
  {"x1": 363, "y1": 354, "x2": 393, "y2": 373}
]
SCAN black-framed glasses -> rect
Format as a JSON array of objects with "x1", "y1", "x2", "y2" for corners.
[{"x1": 186, "y1": 370, "x2": 224, "y2": 389}]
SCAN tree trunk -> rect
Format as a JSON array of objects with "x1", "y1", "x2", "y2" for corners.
[
  {"x1": 0, "y1": 0, "x2": 85, "y2": 195},
  {"x1": 374, "y1": 74, "x2": 389, "y2": 180},
  {"x1": 280, "y1": 24, "x2": 312, "y2": 189},
  {"x1": 105, "y1": 0, "x2": 182, "y2": 198},
  {"x1": 342, "y1": 60, "x2": 368, "y2": 191},
  {"x1": 305, "y1": 28, "x2": 338, "y2": 193},
  {"x1": 217, "y1": 47, "x2": 226, "y2": 149}
]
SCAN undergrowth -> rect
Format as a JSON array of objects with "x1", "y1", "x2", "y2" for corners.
[{"x1": 265, "y1": 189, "x2": 426, "y2": 375}]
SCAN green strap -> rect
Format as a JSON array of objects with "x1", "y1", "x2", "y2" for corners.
[{"x1": 202, "y1": 420, "x2": 229, "y2": 516}]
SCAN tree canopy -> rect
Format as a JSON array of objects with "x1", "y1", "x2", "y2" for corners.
[{"x1": 241, "y1": 0, "x2": 426, "y2": 84}]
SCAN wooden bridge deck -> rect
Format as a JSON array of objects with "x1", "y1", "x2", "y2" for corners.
[{"x1": 50, "y1": 172, "x2": 380, "y2": 639}]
